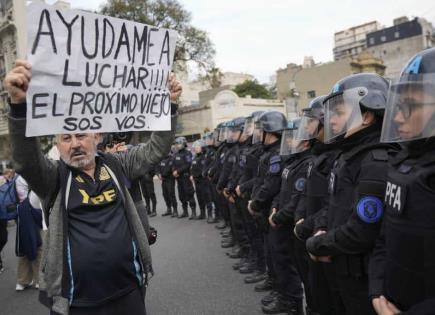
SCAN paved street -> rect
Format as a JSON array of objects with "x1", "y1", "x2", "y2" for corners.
[{"x1": 0, "y1": 181, "x2": 265, "y2": 315}]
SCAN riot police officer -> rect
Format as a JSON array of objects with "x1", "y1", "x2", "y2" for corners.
[
  {"x1": 158, "y1": 151, "x2": 178, "y2": 217},
  {"x1": 247, "y1": 111, "x2": 288, "y2": 294},
  {"x1": 369, "y1": 47, "x2": 435, "y2": 314},
  {"x1": 203, "y1": 131, "x2": 219, "y2": 223},
  {"x1": 293, "y1": 96, "x2": 344, "y2": 315},
  {"x1": 305, "y1": 73, "x2": 398, "y2": 315},
  {"x1": 261, "y1": 118, "x2": 309, "y2": 315},
  {"x1": 172, "y1": 136, "x2": 197, "y2": 219},
  {"x1": 190, "y1": 140, "x2": 213, "y2": 220}
]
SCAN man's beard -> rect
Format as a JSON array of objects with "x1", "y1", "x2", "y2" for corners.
[{"x1": 62, "y1": 149, "x2": 96, "y2": 169}]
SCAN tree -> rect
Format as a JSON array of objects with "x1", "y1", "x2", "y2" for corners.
[
  {"x1": 100, "y1": 0, "x2": 216, "y2": 72},
  {"x1": 233, "y1": 80, "x2": 273, "y2": 99},
  {"x1": 204, "y1": 67, "x2": 223, "y2": 89}
]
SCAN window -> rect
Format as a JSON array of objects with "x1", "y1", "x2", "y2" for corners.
[
  {"x1": 369, "y1": 37, "x2": 375, "y2": 45},
  {"x1": 381, "y1": 35, "x2": 387, "y2": 42},
  {"x1": 394, "y1": 31, "x2": 400, "y2": 39},
  {"x1": 307, "y1": 90, "x2": 316, "y2": 99}
]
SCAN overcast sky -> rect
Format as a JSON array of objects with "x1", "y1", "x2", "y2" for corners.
[{"x1": 47, "y1": 0, "x2": 435, "y2": 83}]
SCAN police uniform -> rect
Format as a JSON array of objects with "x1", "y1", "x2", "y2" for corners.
[
  {"x1": 369, "y1": 139, "x2": 435, "y2": 312},
  {"x1": 250, "y1": 140, "x2": 283, "y2": 287},
  {"x1": 294, "y1": 141, "x2": 343, "y2": 315},
  {"x1": 203, "y1": 145, "x2": 218, "y2": 223},
  {"x1": 157, "y1": 155, "x2": 178, "y2": 216},
  {"x1": 140, "y1": 168, "x2": 157, "y2": 216},
  {"x1": 306, "y1": 125, "x2": 397, "y2": 315},
  {"x1": 191, "y1": 151, "x2": 212, "y2": 220},
  {"x1": 172, "y1": 148, "x2": 196, "y2": 218}
]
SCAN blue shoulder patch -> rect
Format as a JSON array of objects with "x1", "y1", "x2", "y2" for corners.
[
  {"x1": 269, "y1": 163, "x2": 281, "y2": 174},
  {"x1": 356, "y1": 196, "x2": 383, "y2": 224},
  {"x1": 294, "y1": 178, "x2": 306, "y2": 192}
]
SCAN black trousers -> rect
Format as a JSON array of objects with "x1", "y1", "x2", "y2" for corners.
[
  {"x1": 193, "y1": 177, "x2": 212, "y2": 210},
  {"x1": 335, "y1": 273, "x2": 376, "y2": 315},
  {"x1": 176, "y1": 174, "x2": 196, "y2": 211},
  {"x1": 0, "y1": 219, "x2": 7, "y2": 255},
  {"x1": 140, "y1": 177, "x2": 156, "y2": 209},
  {"x1": 52, "y1": 288, "x2": 146, "y2": 315},
  {"x1": 161, "y1": 177, "x2": 177, "y2": 210},
  {"x1": 268, "y1": 227, "x2": 303, "y2": 301},
  {"x1": 293, "y1": 238, "x2": 314, "y2": 307}
]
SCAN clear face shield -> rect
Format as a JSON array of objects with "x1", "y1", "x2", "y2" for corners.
[
  {"x1": 240, "y1": 118, "x2": 254, "y2": 142},
  {"x1": 381, "y1": 74, "x2": 435, "y2": 143},
  {"x1": 205, "y1": 133, "x2": 214, "y2": 146},
  {"x1": 279, "y1": 129, "x2": 296, "y2": 156},
  {"x1": 295, "y1": 111, "x2": 321, "y2": 142},
  {"x1": 212, "y1": 130, "x2": 220, "y2": 145},
  {"x1": 252, "y1": 121, "x2": 264, "y2": 144},
  {"x1": 226, "y1": 127, "x2": 241, "y2": 144},
  {"x1": 324, "y1": 87, "x2": 364, "y2": 144},
  {"x1": 218, "y1": 127, "x2": 227, "y2": 142}
]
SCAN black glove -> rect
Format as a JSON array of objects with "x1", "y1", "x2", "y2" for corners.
[{"x1": 148, "y1": 226, "x2": 158, "y2": 245}]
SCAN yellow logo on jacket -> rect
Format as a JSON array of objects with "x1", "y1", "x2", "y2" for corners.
[
  {"x1": 99, "y1": 167, "x2": 111, "y2": 181},
  {"x1": 78, "y1": 189, "x2": 116, "y2": 205}
]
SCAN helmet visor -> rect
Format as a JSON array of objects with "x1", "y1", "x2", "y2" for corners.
[
  {"x1": 324, "y1": 87, "x2": 364, "y2": 144},
  {"x1": 280, "y1": 129, "x2": 296, "y2": 156},
  {"x1": 381, "y1": 74, "x2": 435, "y2": 143},
  {"x1": 227, "y1": 127, "x2": 241, "y2": 143},
  {"x1": 295, "y1": 112, "x2": 320, "y2": 141},
  {"x1": 218, "y1": 127, "x2": 227, "y2": 142},
  {"x1": 252, "y1": 121, "x2": 264, "y2": 144},
  {"x1": 241, "y1": 118, "x2": 254, "y2": 142}
]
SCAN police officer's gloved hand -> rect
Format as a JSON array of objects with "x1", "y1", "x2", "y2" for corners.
[{"x1": 148, "y1": 226, "x2": 158, "y2": 245}]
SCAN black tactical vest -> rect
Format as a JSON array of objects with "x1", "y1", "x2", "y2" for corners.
[{"x1": 383, "y1": 150, "x2": 435, "y2": 310}]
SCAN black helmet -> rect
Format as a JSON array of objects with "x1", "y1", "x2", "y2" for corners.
[
  {"x1": 228, "y1": 117, "x2": 246, "y2": 131},
  {"x1": 323, "y1": 73, "x2": 389, "y2": 143},
  {"x1": 381, "y1": 47, "x2": 435, "y2": 143},
  {"x1": 258, "y1": 111, "x2": 288, "y2": 134},
  {"x1": 326, "y1": 73, "x2": 389, "y2": 113},
  {"x1": 305, "y1": 95, "x2": 326, "y2": 124},
  {"x1": 174, "y1": 136, "x2": 187, "y2": 146}
]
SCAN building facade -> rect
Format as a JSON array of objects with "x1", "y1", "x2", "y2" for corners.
[
  {"x1": 176, "y1": 90, "x2": 288, "y2": 140},
  {"x1": 366, "y1": 17, "x2": 435, "y2": 78},
  {"x1": 333, "y1": 21, "x2": 381, "y2": 61}
]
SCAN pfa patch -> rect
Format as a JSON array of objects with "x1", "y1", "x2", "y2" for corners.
[
  {"x1": 294, "y1": 178, "x2": 306, "y2": 192},
  {"x1": 176, "y1": 157, "x2": 181, "y2": 161},
  {"x1": 269, "y1": 163, "x2": 281, "y2": 174},
  {"x1": 356, "y1": 196, "x2": 383, "y2": 224}
]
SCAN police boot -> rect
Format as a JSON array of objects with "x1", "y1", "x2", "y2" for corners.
[
  {"x1": 215, "y1": 219, "x2": 227, "y2": 229},
  {"x1": 162, "y1": 208, "x2": 172, "y2": 216},
  {"x1": 261, "y1": 291, "x2": 279, "y2": 306},
  {"x1": 244, "y1": 270, "x2": 267, "y2": 283},
  {"x1": 195, "y1": 208, "x2": 205, "y2": 220},
  {"x1": 189, "y1": 207, "x2": 197, "y2": 220},
  {"x1": 305, "y1": 307, "x2": 320, "y2": 315},
  {"x1": 232, "y1": 257, "x2": 248, "y2": 271},
  {"x1": 261, "y1": 296, "x2": 303, "y2": 314},
  {"x1": 171, "y1": 207, "x2": 178, "y2": 218},
  {"x1": 254, "y1": 277, "x2": 275, "y2": 292},
  {"x1": 178, "y1": 206, "x2": 188, "y2": 218}
]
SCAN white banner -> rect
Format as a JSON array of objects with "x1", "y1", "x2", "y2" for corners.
[{"x1": 26, "y1": 3, "x2": 178, "y2": 137}]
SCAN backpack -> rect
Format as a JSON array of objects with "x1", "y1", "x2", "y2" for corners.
[{"x1": 0, "y1": 175, "x2": 19, "y2": 220}]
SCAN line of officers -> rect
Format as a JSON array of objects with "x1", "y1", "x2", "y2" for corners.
[{"x1": 160, "y1": 47, "x2": 435, "y2": 315}]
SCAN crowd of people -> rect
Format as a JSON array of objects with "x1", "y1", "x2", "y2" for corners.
[{"x1": 0, "y1": 44, "x2": 434, "y2": 315}]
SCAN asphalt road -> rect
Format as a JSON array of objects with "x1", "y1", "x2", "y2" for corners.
[{"x1": 0, "y1": 181, "x2": 265, "y2": 315}]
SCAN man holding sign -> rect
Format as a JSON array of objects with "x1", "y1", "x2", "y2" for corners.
[{"x1": 4, "y1": 3, "x2": 181, "y2": 315}]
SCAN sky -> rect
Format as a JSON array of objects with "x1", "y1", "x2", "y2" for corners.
[{"x1": 48, "y1": 0, "x2": 435, "y2": 83}]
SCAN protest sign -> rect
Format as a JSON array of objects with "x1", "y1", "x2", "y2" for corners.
[{"x1": 26, "y1": 3, "x2": 178, "y2": 136}]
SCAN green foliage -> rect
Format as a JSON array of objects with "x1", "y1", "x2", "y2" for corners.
[
  {"x1": 100, "y1": 0, "x2": 215, "y2": 71},
  {"x1": 233, "y1": 80, "x2": 273, "y2": 99}
]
